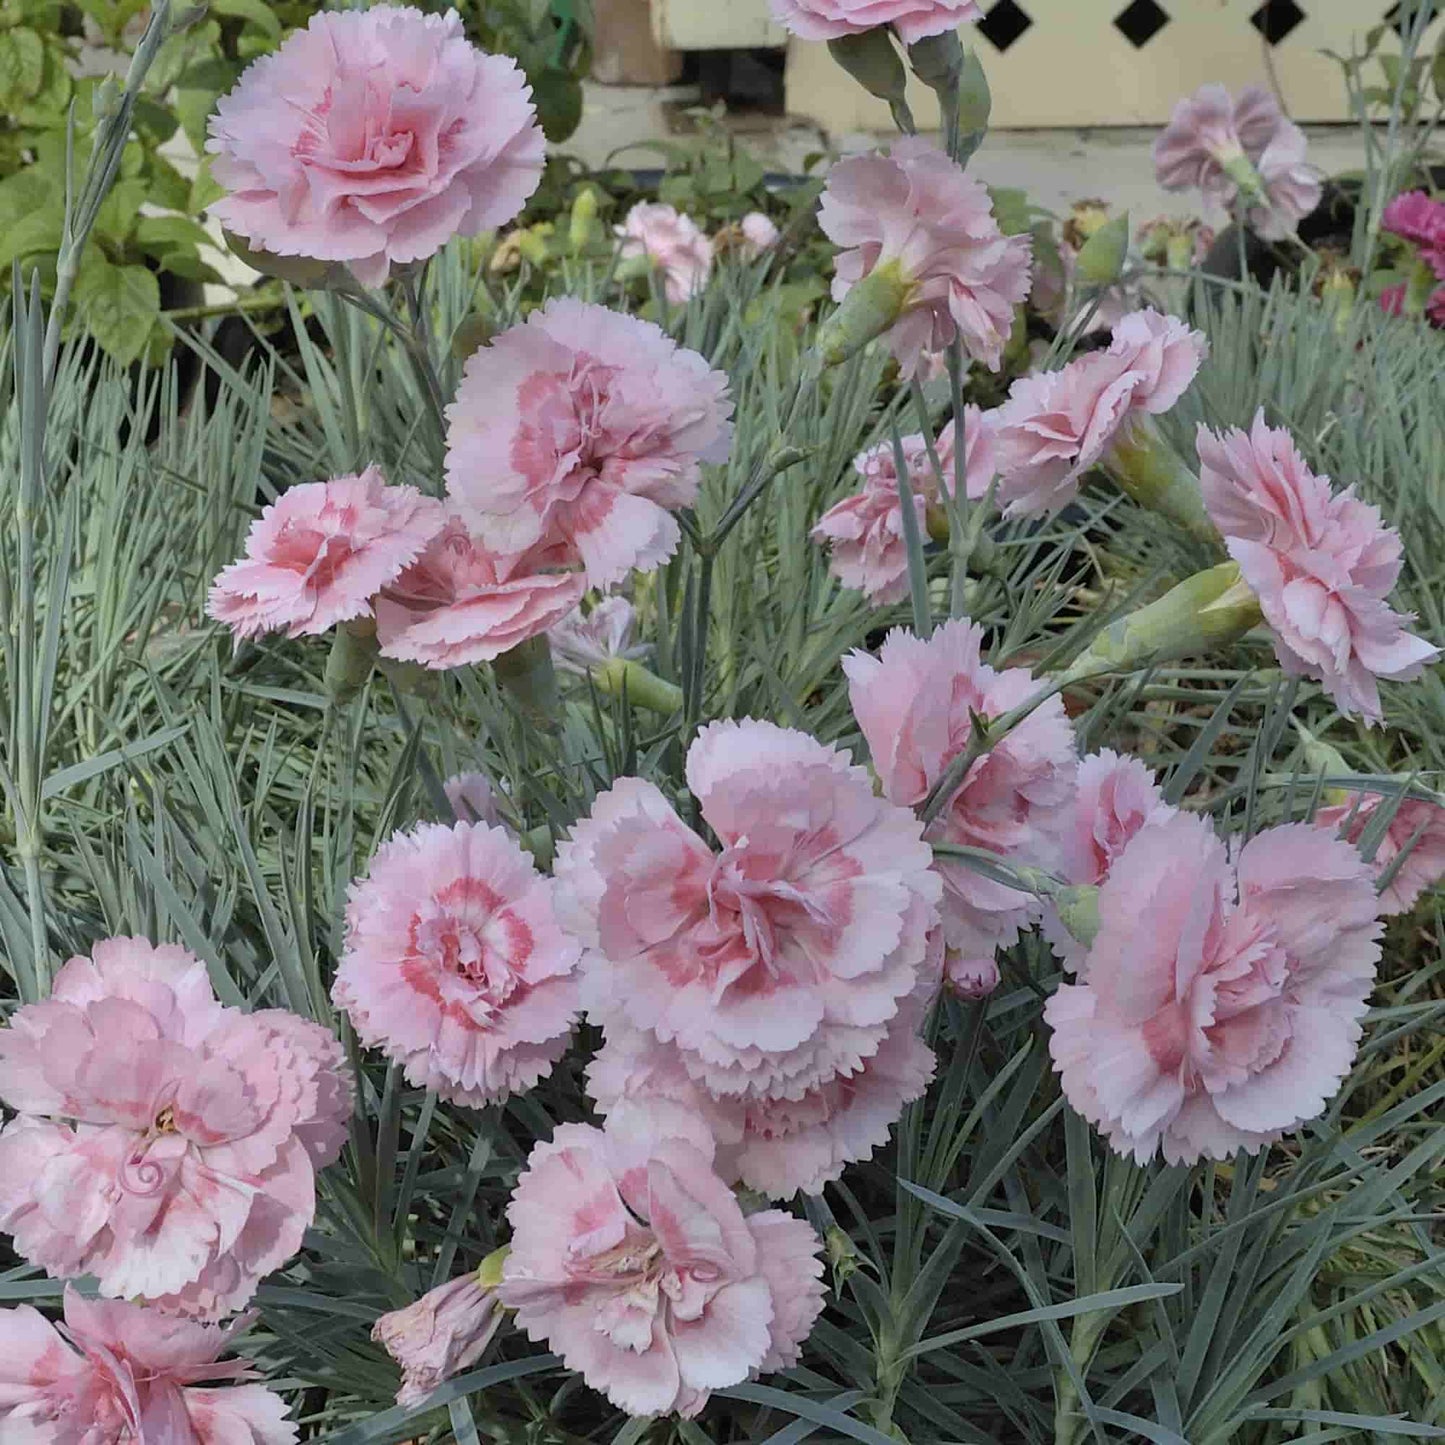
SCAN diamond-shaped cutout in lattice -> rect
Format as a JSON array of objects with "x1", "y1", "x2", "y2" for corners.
[
  {"x1": 977, "y1": 0, "x2": 1033, "y2": 52},
  {"x1": 1250, "y1": 0, "x2": 1306, "y2": 44},
  {"x1": 1114, "y1": 0, "x2": 1171, "y2": 47}
]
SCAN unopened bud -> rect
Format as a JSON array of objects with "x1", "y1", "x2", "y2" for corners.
[
  {"x1": 816, "y1": 258, "x2": 912, "y2": 368},
  {"x1": 569, "y1": 186, "x2": 601, "y2": 255},
  {"x1": 827, "y1": 29, "x2": 909, "y2": 109},
  {"x1": 1066, "y1": 561, "x2": 1264, "y2": 682},
  {"x1": 825, "y1": 1226, "x2": 860, "y2": 1281},
  {"x1": 593, "y1": 657, "x2": 684, "y2": 715},
  {"x1": 1073, "y1": 210, "x2": 1130, "y2": 288},
  {"x1": 92, "y1": 74, "x2": 122, "y2": 130}
]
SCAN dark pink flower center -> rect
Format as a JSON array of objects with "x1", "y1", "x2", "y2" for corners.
[{"x1": 409, "y1": 880, "x2": 533, "y2": 1008}]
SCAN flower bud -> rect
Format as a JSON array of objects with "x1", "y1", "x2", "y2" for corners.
[
  {"x1": 593, "y1": 657, "x2": 684, "y2": 715},
  {"x1": 569, "y1": 185, "x2": 602, "y2": 255},
  {"x1": 816, "y1": 257, "x2": 913, "y2": 368},
  {"x1": 1066, "y1": 561, "x2": 1264, "y2": 682},
  {"x1": 1102, "y1": 415, "x2": 1219, "y2": 544},
  {"x1": 945, "y1": 952, "x2": 1000, "y2": 1000},
  {"x1": 1073, "y1": 210, "x2": 1130, "y2": 288},
  {"x1": 827, "y1": 29, "x2": 909, "y2": 109}
]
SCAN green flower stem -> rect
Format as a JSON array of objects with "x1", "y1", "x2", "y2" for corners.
[{"x1": 324, "y1": 620, "x2": 381, "y2": 707}]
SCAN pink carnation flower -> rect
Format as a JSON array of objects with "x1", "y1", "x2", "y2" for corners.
[
  {"x1": 207, "y1": 7, "x2": 544, "y2": 287},
  {"x1": 333, "y1": 820, "x2": 581, "y2": 1107},
  {"x1": 207, "y1": 468, "x2": 445, "y2": 641},
  {"x1": 444, "y1": 770, "x2": 506, "y2": 827},
  {"x1": 617, "y1": 202, "x2": 714, "y2": 302},
  {"x1": 0, "y1": 1287, "x2": 296, "y2": 1442},
  {"x1": 1042, "y1": 750, "x2": 1173, "y2": 971},
  {"x1": 375, "y1": 519, "x2": 586, "y2": 668},
  {"x1": 1152, "y1": 83, "x2": 1284, "y2": 204},
  {"x1": 0, "y1": 938, "x2": 351, "y2": 1319},
  {"x1": 1197, "y1": 412, "x2": 1438, "y2": 722},
  {"x1": 819, "y1": 138, "x2": 1033, "y2": 377},
  {"x1": 1379, "y1": 281, "x2": 1445, "y2": 327},
  {"x1": 1105, "y1": 308, "x2": 1210, "y2": 416},
  {"x1": 810, "y1": 433, "x2": 942, "y2": 605},
  {"x1": 769, "y1": 0, "x2": 982, "y2": 42},
  {"x1": 587, "y1": 989, "x2": 936, "y2": 1198},
  {"x1": 499, "y1": 1111, "x2": 825, "y2": 1416},
  {"x1": 555, "y1": 719, "x2": 941, "y2": 1102},
  {"x1": 373, "y1": 1270, "x2": 502, "y2": 1407},
  {"x1": 738, "y1": 211, "x2": 782, "y2": 259},
  {"x1": 811, "y1": 408, "x2": 1001, "y2": 602},
  {"x1": 444, "y1": 298, "x2": 733, "y2": 588},
  {"x1": 846, "y1": 619, "x2": 1076, "y2": 956},
  {"x1": 1382, "y1": 190, "x2": 1445, "y2": 248},
  {"x1": 550, "y1": 596, "x2": 649, "y2": 676},
  {"x1": 1246, "y1": 123, "x2": 1323, "y2": 239},
  {"x1": 1315, "y1": 792, "x2": 1445, "y2": 916},
  {"x1": 943, "y1": 952, "x2": 1000, "y2": 1000},
  {"x1": 990, "y1": 308, "x2": 1206, "y2": 516},
  {"x1": 1046, "y1": 813, "x2": 1382, "y2": 1164}
]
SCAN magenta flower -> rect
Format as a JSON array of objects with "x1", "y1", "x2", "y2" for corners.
[
  {"x1": 374, "y1": 520, "x2": 586, "y2": 669},
  {"x1": 0, "y1": 938, "x2": 351, "y2": 1319},
  {"x1": 0, "y1": 1287, "x2": 296, "y2": 1442},
  {"x1": 499, "y1": 1112, "x2": 825, "y2": 1416},
  {"x1": 586, "y1": 986, "x2": 937, "y2": 1198},
  {"x1": 1198, "y1": 412, "x2": 1438, "y2": 721},
  {"x1": 1381, "y1": 190, "x2": 1445, "y2": 256},
  {"x1": 769, "y1": 0, "x2": 982, "y2": 42},
  {"x1": 617, "y1": 202, "x2": 714, "y2": 302},
  {"x1": 845, "y1": 619, "x2": 1076, "y2": 957},
  {"x1": 819, "y1": 138, "x2": 1033, "y2": 376},
  {"x1": 1152, "y1": 83, "x2": 1284, "y2": 204},
  {"x1": 1315, "y1": 792, "x2": 1445, "y2": 916},
  {"x1": 1046, "y1": 812, "x2": 1382, "y2": 1165},
  {"x1": 208, "y1": 7, "x2": 544, "y2": 287},
  {"x1": 555, "y1": 719, "x2": 941, "y2": 1103},
  {"x1": 207, "y1": 468, "x2": 445, "y2": 641},
  {"x1": 333, "y1": 820, "x2": 581, "y2": 1107},
  {"x1": 373, "y1": 1270, "x2": 503, "y2": 1407},
  {"x1": 445, "y1": 298, "x2": 733, "y2": 588}
]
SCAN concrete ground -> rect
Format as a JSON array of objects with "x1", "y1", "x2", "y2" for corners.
[{"x1": 571, "y1": 78, "x2": 1367, "y2": 221}]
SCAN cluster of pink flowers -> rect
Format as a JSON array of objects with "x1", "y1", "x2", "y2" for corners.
[
  {"x1": 0, "y1": 937, "x2": 351, "y2": 1321},
  {"x1": 499, "y1": 1110, "x2": 825, "y2": 1416},
  {"x1": 989, "y1": 308, "x2": 1208, "y2": 516},
  {"x1": 556, "y1": 718, "x2": 943, "y2": 1197},
  {"x1": 208, "y1": 7, "x2": 545, "y2": 287},
  {"x1": 1046, "y1": 811, "x2": 1382, "y2": 1163},
  {"x1": 809, "y1": 407, "x2": 998, "y2": 603},
  {"x1": 0, "y1": 1288, "x2": 297, "y2": 1441},
  {"x1": 770, "y1": 0, "x2": 982, "y2": 42},
  {"x1": 614, "y1": 203, "x2": 781, "y2": 303},
  {"x1": 210, "y1": 299, "x2": 732, "y2": 663},
  {"x1": 1153, "y1": 83, "x2": 1321, "y2": 239},
  {"x1": 847, "y1": 619, "x2": 1076, "y2": 971},
  {"x1": 1197, "y1": 411, "x2": 1438, "y2": 722},
  {"x1": 1379, "y1": 190, "x2": 1445, "y2": 327},
  {"x1": 819, "y1": 137, "x2": 1034, "y2": 377}
]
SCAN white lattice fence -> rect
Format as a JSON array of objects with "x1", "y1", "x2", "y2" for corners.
[{"x1": 650, "y1": 0, "x2": 1443, "y2": 129}]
